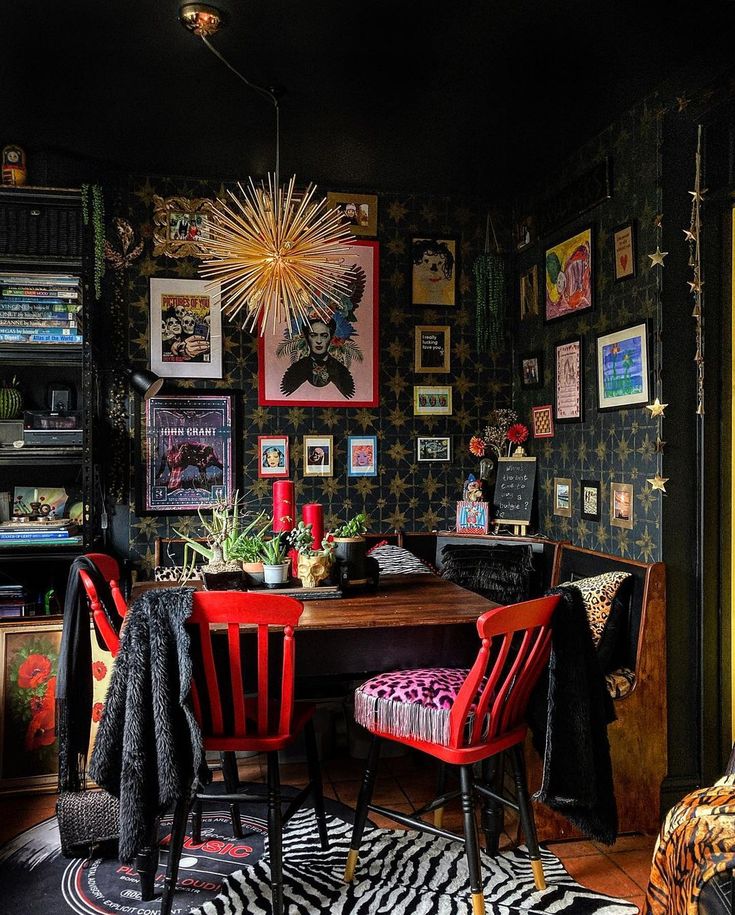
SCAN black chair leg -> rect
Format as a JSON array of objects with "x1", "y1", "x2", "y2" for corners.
[
  {"x1": 344, "y1": 734, "x2": 381, "y2": 882},
  {"x1": 266, "y1": 751, "x2": 285, "y2": 915},
  {"x1": 434, "y1": 761, "x2": 448, "y2": 828},
  {"x1": 135, "y1": 817, "x2": 160, "y2": 902},
  {"x1": 480, "y1": 753, "x2": 505, "y2": 855},
  {"x1": 509, "y1": 744, "x2": 546, "y2": 891},
  {"x1": 191, "y1": 799, "x2": 203, "y2": 844},
  {"x1": 459, "y1": 764, "x2": 485, "y2": 915},
  {"x1": 304, "y1": 717, "x2": 329, "y2": 850},
  {"x1": 161, "y1": 787, "x2": 195, "y2": 915},
  {"x1": 221, "y1": 750, "x2": 244, "y2": 838}
]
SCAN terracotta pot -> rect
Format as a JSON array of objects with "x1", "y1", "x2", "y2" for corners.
[{"x1": 242, "y1": 561, "x2": 265, "y2": 586}]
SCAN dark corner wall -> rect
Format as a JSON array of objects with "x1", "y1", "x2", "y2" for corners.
[{"x1": 104, "y1": 177, "x2": 512, "y2": 575}]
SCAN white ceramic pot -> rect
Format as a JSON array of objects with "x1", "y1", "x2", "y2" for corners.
[{"x1": 262, "y1": 561, "x2": 290, "y2": 585}]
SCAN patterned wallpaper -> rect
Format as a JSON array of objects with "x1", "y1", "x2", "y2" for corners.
[
  {"x1": 513, "y1": 99, "x2": 664, "y2": 562},
  {"x1": 120, "y1": 177, "x2": 512, "y2": 577}
]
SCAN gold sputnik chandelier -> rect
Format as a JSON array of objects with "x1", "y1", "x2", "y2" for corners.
[{"x1": 179, "y1": 3, "x2": 355, "y2": 335}]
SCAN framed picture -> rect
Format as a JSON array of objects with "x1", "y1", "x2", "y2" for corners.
[
  {"x1": 456, "y1": 500, "x2": 490, "y2": 535},
  {"x1": 414, "y1": 325, "x2": 451, "y2": 373},
  {"x1": 258, "y1": 240, "x2": 379, "y2": 407},
  {"x1": 531, "y1": 404, "x2": 554, "y2": 438},
  {"x1": 554, "y1": 336, "x2": 583, "y2": 422},
  {"x1": 611, "y1": 481, "x2": 634, "y2": 529},
  {"x1": 326, "y1": 192, "x2": 378, "y2": 238},
  {"x1": 519, "y1": 351, "x2": 543, "y2": 389},
  {"x1": 596, "y1": 322, "x2": 650, "y2": 411},
  {"x1": 149, "y1": 277, "x2": 223, "y2": 379},
  {"x1": 140, "y1": 392, "x2": 236, "y2": 513},
  {"x1": 613, "y1": 221, "x2": 636, "y2": 281},
  {"x1": 347, "y1": 435, "x2": 377, "y2": 477},
  {"x1": 0, "y1": 620, "x2": 62, "y2": 794},
  {"x1": 417, "y1": 436, "x2": 451, "y2": 461},
  {"x1": 257, "y1": 435, "x2": 289, "y2": 478},
  {"x1": 411, "y1": 236, "x2": 458, "y2": 307},
  {"x1": 553, "y1": 477, "x2": 572, "y2": 518},
  {"x1": 303, "y1": 435, "x2": 334, "y2": 477},
  {"x1": 580, "y1": 479, "x2": 601, "y2": 522},
  {"x1": 544, "y1": 226, "x2": 593, "y2": 322},
  {"x1": 520, "y1": 264, "x2": 539, "y2": 319},
  {"x1": 152, "y1": 194, "x2": 217, "y2": 258},
  {"x1": 414, "y1": 384, "x2": 452, "y2": 415}
]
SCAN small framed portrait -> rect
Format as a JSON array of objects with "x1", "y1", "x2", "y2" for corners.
[
  {"x1": 150, "y1": 277, "x2": 223, "y2": 379},
  {"x1": 596, "y1": 321, "x2": 650, "y2": 411},
  {"x1": 413, "y1": 385, "x2": 452, "y2": 415},
  {"x1": 257, "y1": 435, "x2": 289, "y2": 478},
  {"x1": 347, "y1": 435, "x2": 377, "y2": 477},
  {"x1": 531, "y1": 404, "x2": 554, "y2": 439},
  {"x1": 554, "y1": 336, "x2": 583, "y2": 423},
  {"x1": 613, "y1": 221, "x2": 636, "y2": 282},
  {"x1": 545, "y1": 226, "x2": 593, "y2": 322},
  {"x1": 303, "y1": 435, "x2": 334, "y2": 477},
  {"x1": 580, "y1": 479, "x2": 601, "y2": 522},
  {"x1": 417, "y1": 436, "x2": 451, "y2": 462},
  {"x1": 553, "y1": 477, "x2": 572, "y2": 518},
  {"x1": 456, "y1": 500, "x2": 490, "y2": 535},
  {"x1": 520, "y1": 264, "x2": 539, "y2": 320},
  {"x1": 611, "y1": 481, "x2": 634, "y2": 529},
  {"x1": 519, "y1": 351, "x2": 543, "y2": 389},
  {"x1": 326, "y1": 192, "x2": 378, "y2": 238},
  {"x1": 415, "y1": 325, "x2": 451, "y2": 373},
  {"x1": 411, "y1": 236, "x2": 458, "y2": 307},
  {"x1": 152, "y1": 195, "x2": 217, "y2": 259}
]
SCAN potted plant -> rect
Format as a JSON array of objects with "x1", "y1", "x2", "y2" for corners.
[
  {"x1": 259, "y1": 533, "x2": 291, "y2": 586},
  {"x1": 227, "y1": 513, "x2": 271, "y2": 585},
  {"x1": 288, "y1": 521, "x2": 335, "y2": 588},
  {"x1": 330, "y1": 512, "x2": 368, "y2": 584},
  {"x1": 174, "y1": 496, "x2": 267, "y2": 590}
]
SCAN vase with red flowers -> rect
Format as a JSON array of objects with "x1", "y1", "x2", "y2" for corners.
[{"x1": 468, "y1": 408, "x2": 520, "y2": 492}]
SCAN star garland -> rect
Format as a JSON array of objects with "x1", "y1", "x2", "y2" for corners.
[{"x1": 686, "y1": 125, "x2": 705, "y2": 416}]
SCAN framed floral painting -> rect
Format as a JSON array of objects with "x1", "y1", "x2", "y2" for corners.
[
  {"x1": 258, "y1": 241, "x2": 379, "y2": 407},
  {"x1": 544, "y1": 227, "x2": 593, "y2": 322}
]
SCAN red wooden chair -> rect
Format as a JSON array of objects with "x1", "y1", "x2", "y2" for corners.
[
  {"x1": 78, "y1": 552, "x2": 128, "y2": 656},
  {"x1": 158, "y1": 590, "x2": 328, "y2": 915},
  {"x1": 344, "y1": 594, "x2": 560, "y2": 915}
]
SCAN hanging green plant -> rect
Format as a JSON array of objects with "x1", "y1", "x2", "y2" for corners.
[
  {"x1": 474, "y1": 250, "x2": 506, "y2": 354},
  {"x1": 81, "y1": 183, "x2": 105, "y2": 299}
]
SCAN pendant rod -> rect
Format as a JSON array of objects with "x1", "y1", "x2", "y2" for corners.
[{"x1": 200, "y1": 34, "x2": 280, "y2": 187}]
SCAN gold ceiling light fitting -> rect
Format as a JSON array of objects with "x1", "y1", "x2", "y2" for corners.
[
  {"x1": 179, "y1": 3, "x2": 225, "y2": 37},
  {"x1": 178, "y1": 3, "x2": 355, "y2": 335}
]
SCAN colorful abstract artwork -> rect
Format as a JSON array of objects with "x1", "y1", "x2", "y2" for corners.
[
  {"x1": 545, "y1": 227, "x2": 593, "y2": 321},
  {"x1": 596, "y1": 322, "x2": 649, "y2": 410}
]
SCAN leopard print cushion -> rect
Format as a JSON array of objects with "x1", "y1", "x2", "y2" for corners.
[
  {"x1": 358, "y1": 667, "x2": 470, "y2": 709},
  {"x1": 153, "y1": 565, "x2": 202, "y2": 582},
  {"x1": 605, "y1": 666, "x2": 636, "y2": 699},
  {"x1": 559, "y1": 570, "x2": 631, "y2": 648}
]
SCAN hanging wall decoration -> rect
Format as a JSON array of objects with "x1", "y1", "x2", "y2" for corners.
[
  {"x1": 686, "y1": 125, "x2": 704, "y2": 416},
  {"x1": 474, "y1": 214, "x2": 506, "y2": 352},
  {"x1": 152, "y1": 195, "x2": 218, "y2": 259}
]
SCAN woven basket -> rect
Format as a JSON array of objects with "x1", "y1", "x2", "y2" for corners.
[{"x1": 56, "y1": 789, "x2": 120, "y2": 858}]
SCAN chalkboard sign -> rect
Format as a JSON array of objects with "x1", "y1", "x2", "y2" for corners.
[{"x1": 492, "y1": 457, "x2": 537, "y2": 524}]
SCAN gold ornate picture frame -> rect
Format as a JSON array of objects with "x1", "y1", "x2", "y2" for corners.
[{"x1": 152, "y1": 195, "x2": 218, "y2": 259}]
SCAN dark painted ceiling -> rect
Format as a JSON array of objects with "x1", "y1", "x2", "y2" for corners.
[{"x1": 3, "y1": 1, "x2": 735, "y2": 198}]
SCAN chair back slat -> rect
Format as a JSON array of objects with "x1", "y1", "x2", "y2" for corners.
[
  {"x1": 447, "y1": 595, "x2": 559, "y2": 750},
  {"x1": 187, "y1": 592, "x2": 303, "y2": 743},
  {"x1": 227, "y1": 622, "x2": 247, "y2": 736}
]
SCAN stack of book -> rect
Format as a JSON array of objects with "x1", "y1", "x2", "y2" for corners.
[
  {"x1": 0, "y1": 583, "x2": 32, "y2": 618},
  {"x1": 0, "y1": 272, "x2": 82, "y2": 344},
  {"x1": 0, "y1": 519, "x2": 82, "y2": 549}
]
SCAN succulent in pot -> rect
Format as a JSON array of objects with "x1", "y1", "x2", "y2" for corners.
[
  {"x1": 287, "y1": 521, "x2": 335, "y2": 588},
  {"x1": 329, "y1": 512, "x2": 368, "y2": 584},
  {"x1": 259, "y1": 533, "x2": 291, "y2": 585}
]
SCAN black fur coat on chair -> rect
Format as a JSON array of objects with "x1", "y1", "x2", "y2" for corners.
[
  {"x1": 527, "y1": 585, "x2": 619, "y2": 845},
  {"x1": 89, "y1": 587, "x2": 208, "y2": 863}
]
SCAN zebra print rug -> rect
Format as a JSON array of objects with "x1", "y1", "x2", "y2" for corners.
[{"x1": 190, "y1": 809, "x2": 639, "y2": 915}]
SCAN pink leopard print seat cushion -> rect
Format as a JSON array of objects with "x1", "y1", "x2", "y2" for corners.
[{"x1": 354, "y1": 667, "x2": 471, "y2": 746}]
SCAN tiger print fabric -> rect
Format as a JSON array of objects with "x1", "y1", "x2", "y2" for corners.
[
  {"x1": 644, "y1": 775, "x2": 735, "y2": 915},
  {"x1": 558, "y1": 571, "x2": 631, "y2": 649}
]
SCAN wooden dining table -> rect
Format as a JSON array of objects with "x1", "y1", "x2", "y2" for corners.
[{"x1": 132, "y1": 573, "x2": 498, "y2": 680}]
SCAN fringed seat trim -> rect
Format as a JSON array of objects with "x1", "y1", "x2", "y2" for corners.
[{"x1": 355, "y1": 689, "x2": 456, "y2": 746}]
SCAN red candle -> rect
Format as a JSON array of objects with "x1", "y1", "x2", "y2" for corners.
[
  {"x1": 302, "y1": 503, "x2": 324, "y2": 551},
  {"x1": 272, "y1": 480, "x2": 295, "y2": 533}
]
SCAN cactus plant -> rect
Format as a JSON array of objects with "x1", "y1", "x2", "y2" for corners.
[{"x1": 0, "y1": 377, "x2": 22, "y2": 420}]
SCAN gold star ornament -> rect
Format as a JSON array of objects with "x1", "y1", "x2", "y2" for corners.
[
  {"x1": 647, "y1": 474, "x2": 669, "y2": 492},
  {"x1": 648, "y1": 247, "x2": 669, "y2": 267},
  {"x1": 646, "y1": 398, "x2": 668, "y2": 417}
]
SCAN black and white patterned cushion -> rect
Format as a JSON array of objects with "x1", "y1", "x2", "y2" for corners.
[{"x1": 367, "y1": 544, "x2": 433, "y2": 575}]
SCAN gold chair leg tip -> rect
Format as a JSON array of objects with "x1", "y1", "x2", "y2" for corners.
[
  {"x1": 344, "y1": 848, "x2": 359, "y2": 883},
  {"x1": 433, "y1": 807, "x2": 444, "y2": 829},
  {"x1": 471, "y1": 891, "x2": 486, "y2": 915},
  {"x1": 531, "y1": 858, "x2": 546, "y2": 891}
]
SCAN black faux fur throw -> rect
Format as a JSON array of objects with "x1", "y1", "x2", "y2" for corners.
[
  {"x1": 88, "y1": 587, "x2": 208, "y2": 863},
  {"x1": 527, "y1": 585, "x2": 619, "y2": 845},
  {"x1": 440, "y1": 543, "x2": 534, "y2": 604}
]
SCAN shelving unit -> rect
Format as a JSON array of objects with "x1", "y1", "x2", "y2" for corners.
[{"x1": 0, "y1": 186, "x2": 97, "y2": 620}]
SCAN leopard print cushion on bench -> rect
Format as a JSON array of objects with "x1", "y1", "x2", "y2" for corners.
[
  {"x1": 153, "y1": 566, "x2": 202, "y2": 582},
  {"x1": 605, "y1": 666, "x2": 636, "y2": 699}
]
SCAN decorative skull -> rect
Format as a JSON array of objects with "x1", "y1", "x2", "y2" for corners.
[
  {"x1": 180, "y1": 311, "x2": 196, "y2": 335},
  {"x1": 298, "y1": 553, "x2": 332, "y2": 589}
]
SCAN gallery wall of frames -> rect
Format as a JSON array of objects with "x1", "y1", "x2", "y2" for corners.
[
  {"x1": 115, "y1": 176, "x2": 511, "y2": 576},
  {"x1": 513, "y1": 96, "x2": 663, "y2": 562}
]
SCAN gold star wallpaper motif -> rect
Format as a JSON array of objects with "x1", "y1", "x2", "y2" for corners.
[{"x1": 387, "y1": 200, "x2": 409, "y2": 222}]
